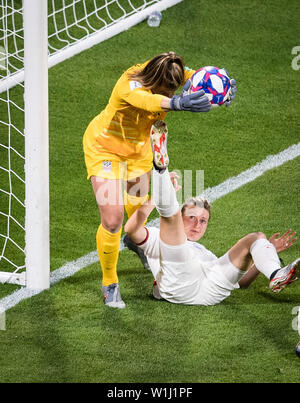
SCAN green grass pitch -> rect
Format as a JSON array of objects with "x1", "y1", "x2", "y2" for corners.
[{"x1": 0, "y1": 0, "x2": 300, "y2": 383}]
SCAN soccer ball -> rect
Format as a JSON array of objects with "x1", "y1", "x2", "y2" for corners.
[{"x1": 190, "y1": 66, "x2": 231, "y2": 107}]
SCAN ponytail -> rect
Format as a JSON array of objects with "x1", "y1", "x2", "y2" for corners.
[{"x1": 129, "y1": 52, "x2": 185, "y2": 91}]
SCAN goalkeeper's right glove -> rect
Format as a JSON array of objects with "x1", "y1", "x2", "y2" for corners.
[{"x1": 170, "y1": 87, "x2": 211, "y2": 112}]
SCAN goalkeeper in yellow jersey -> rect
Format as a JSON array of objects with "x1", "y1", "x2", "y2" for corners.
[{"x1": 83, "y1": 51, "x2": 236, "y2": 308}]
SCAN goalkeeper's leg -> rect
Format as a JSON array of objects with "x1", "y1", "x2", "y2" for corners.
[
  {"x1": 124, "y1": 170, "x2": 151, "y2": 219},
  {"x1": 123, "y1": 171, "x2": 151, "y2": 269},
  {"x1": 91, "y1": 176, "x2": 125, "y2": 308}
]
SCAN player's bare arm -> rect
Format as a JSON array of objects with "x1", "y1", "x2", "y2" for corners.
[
  {"x1": 125, "y1": 171, "x2": 181, "y2": 244},
  {"x1": 124, "y1": 197, "x2": 155, "y2": 245}
]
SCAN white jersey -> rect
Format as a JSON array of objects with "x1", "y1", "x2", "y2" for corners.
[
  {"x1": 139, "y1": 227, "x2": 244, "y2": 306},
  {"x1": 188, "y1": 241, "x2": 219, "y2": 262}
]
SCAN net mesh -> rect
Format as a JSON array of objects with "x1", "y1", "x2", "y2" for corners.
[
  {"x1": 0, "y1": 0, "x2": 172, "y2": 283},
  {"x1": 0, "y1": 1, "x2": 25, "y2": 280}
]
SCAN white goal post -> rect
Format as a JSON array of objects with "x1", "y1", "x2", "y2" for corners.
[
  {"x1": 0, "y1": 0, "x2": 49, "y2": 289},
  {"x1": 0, "y1": 0, "x2": 183, "y2": 290}
]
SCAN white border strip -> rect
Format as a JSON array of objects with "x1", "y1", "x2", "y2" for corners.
[{"x1": 1, "y1": 142, "x2": 300, "y2": 311}]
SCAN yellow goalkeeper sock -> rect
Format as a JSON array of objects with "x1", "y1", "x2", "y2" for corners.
[
  {"x1": 96, "y1": 224, "x2": 122, "y2": 286},
  {"x1": 124, "y1": 192, "x2": 149, "y2": 220}
]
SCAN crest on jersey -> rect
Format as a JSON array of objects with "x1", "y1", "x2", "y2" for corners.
[
  {"x1": 102, "y1": 161, "x2": 112, "y2": 172},
  {"x1": 129, "y1": 80, "x2": 142, "y2": 91}
]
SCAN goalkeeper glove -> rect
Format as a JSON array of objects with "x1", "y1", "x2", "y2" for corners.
[
  {"x1": 225, "y1": 79, "x2": 237, "y2": 107},
  {"x1": 180, "y1": 79, "x2": 192, "y2": 96},
  {"x1": 170, "y1": 80, "x2": 211, "y2": 112}
]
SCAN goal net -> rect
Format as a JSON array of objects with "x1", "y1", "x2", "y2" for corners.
[{"x1": 0, "y1": 0, "x2": 182, "y2": 289}]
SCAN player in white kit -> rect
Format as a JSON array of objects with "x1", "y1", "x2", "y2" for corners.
[{"x1": 124, "y1": 121, "x2": 299, "y2": 305}]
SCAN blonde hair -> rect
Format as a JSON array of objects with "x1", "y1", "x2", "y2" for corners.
[
  {"x1": 181, "y1": 196, "x2": 211, "y2": 217},
  {"x1": 128, "y1": 52, "x2": 185, "y2": 91}
]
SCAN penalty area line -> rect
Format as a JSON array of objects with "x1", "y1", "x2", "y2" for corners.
[{"x1": 1, "y1": 142, "x2": 300, "y2": 311}]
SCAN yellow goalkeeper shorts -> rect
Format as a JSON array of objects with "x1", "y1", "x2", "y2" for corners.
[{"x1": 83, "y1": 141, "x2": 153, "y2": 181}]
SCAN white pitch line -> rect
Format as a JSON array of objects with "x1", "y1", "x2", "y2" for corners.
[
  {"x1": 201, "y1": 141, "x2": 300, "y2": 202},
  {"x1": 1, "y1": 142, "x2": 300, "y2": 311}
]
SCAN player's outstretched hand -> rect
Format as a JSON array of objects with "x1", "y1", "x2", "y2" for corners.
[
  {"x1": 170, "y1": 88, "x2": 211, "y2": 112},
  {"x1": 269, "y1": 229, "x2": 297, "y2": 253},
  {"x1": 225, "y1": 78, "x2": 237, "y2": 107}
]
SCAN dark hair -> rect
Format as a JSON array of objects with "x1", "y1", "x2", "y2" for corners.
[{"x1": 128, "y1": 52, "x2": 185, "y2": 91}]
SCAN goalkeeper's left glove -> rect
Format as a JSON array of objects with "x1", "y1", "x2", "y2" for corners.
[
  {"x1": 181, "y1": 79, "x2": 192, "y2": 96},
  {"x1": 225, "y1": 79, "x2": 237, "y2": 107},
  {"x1": 170, "y1": 80, "x2": 211, "y2": 112}
]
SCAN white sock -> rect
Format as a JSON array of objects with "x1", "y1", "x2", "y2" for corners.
[
  {"x1": 250, "y1": 238, "x2": 281, "y2": 279},
  {"x1": 152, "y1": 168, "x2": 179, "y2": 218}
]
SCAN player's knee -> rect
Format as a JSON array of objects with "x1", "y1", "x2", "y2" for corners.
[
  {"x1": 101, "y1": 212, "x2": 124, "y2": 233},
  {"x1": 254, "y1": 231, "x2": 266, "y2": 240},
  {"x1": 241, "y1": 232, "x2": 266, "y2": 250},
  {"x1": 245, "y1": 232, "x2": 266, "y2": 249}
]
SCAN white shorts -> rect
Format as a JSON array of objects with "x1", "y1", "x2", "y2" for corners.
[{"x1": 139, "y1": 227, "x2": 245, "y2": 306}]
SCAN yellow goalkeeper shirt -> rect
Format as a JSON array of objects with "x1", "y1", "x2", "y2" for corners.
[{"x1": 83, "y1": 62, "x2": 194, "y2": 160}]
